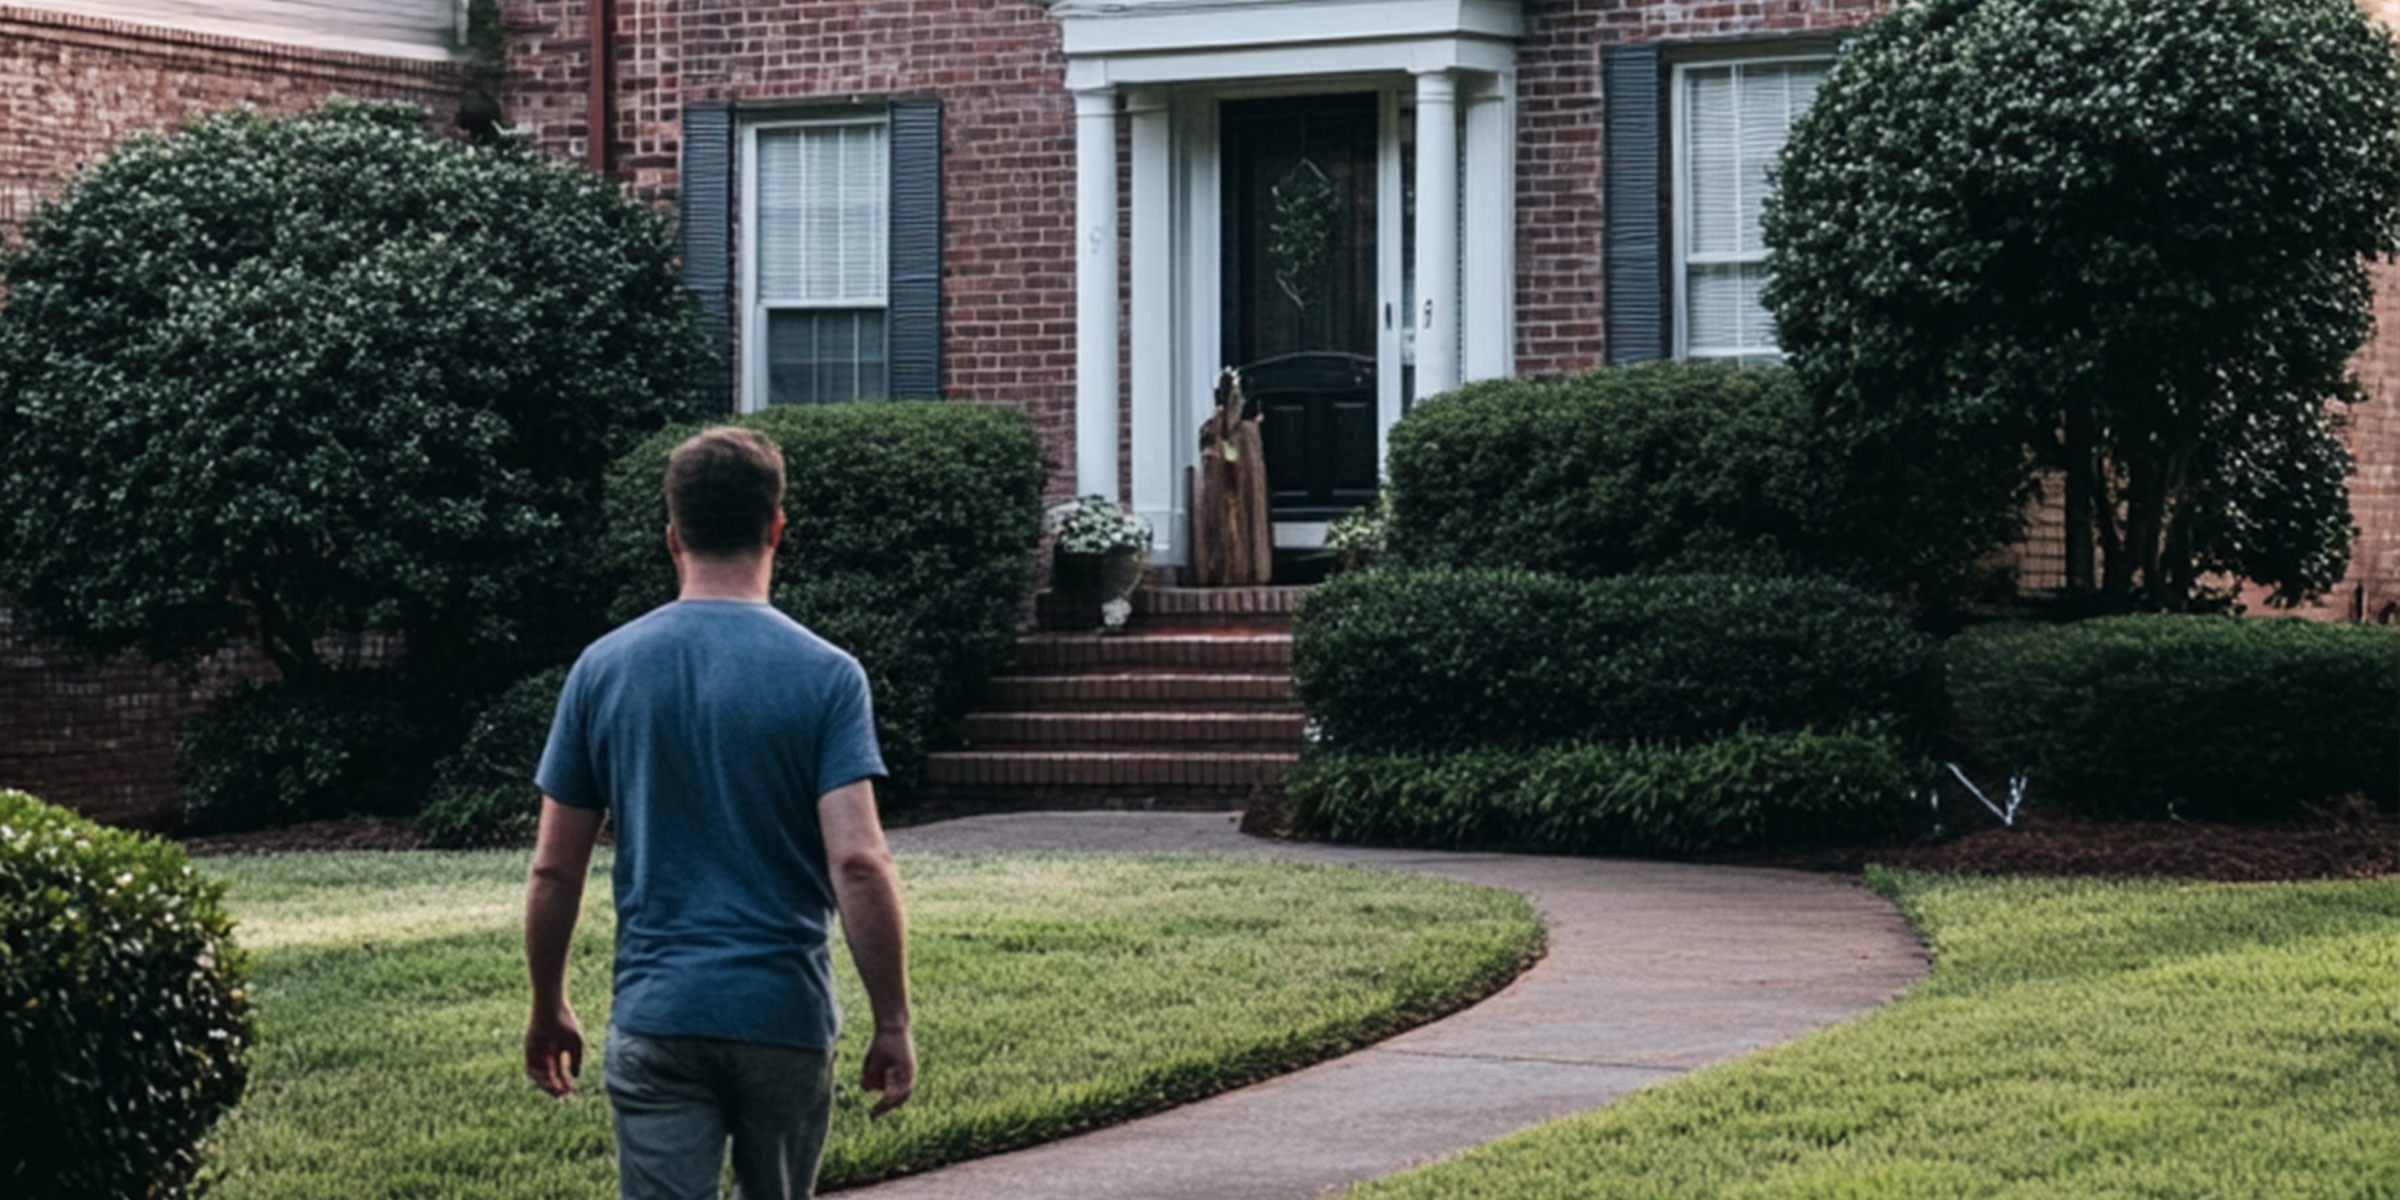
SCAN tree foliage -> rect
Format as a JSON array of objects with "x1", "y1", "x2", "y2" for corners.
[
  {"x1": 0, "y1": 98, "x2": 709, "y2": 686},
  {"x1": 1764, "y1": 0, "x2": 2400, "y2": 610}
]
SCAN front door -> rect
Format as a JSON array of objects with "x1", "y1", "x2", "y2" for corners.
[{"x1": 1221, "y1": 94, "x2": 1383, "y2": 521}]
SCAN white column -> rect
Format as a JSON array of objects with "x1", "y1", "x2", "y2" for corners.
[
  {"x1": 1074, "y1": 87, "x2": 1121, "y2": 503},
  {"x1": 1462, "y1": 73, "x2": 1515, "y2": 382},
  {"x1": 1413, "y1": 69, "x2": 1460, "y2": 399},
  {"x1": 1127, "y1": 88, "x2": 1181, "y2": 564}
]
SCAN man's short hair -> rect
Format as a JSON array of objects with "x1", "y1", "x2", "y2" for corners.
[{"x1": 665, "y1": 427, "x2": 786, "y2": 556}]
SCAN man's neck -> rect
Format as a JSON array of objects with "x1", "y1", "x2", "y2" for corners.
[{"x1": 675, "y1": 553, "x2": 773, "y2": 603}]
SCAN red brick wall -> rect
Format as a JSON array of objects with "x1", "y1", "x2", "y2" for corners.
[
  {"x1": 0, "y1": 9, "x2": 471, "y2": 824},
  {"x1": 0, "y1": 612, "x2": 275, "y2": 829}
]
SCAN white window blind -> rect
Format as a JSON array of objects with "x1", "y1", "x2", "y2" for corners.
[
  {"x1": 1678, "y1": 59, "x2": 1825, "y2": 361},
  {"x1": 749, "y1": 119, "x2": 890, "y2": 405}
]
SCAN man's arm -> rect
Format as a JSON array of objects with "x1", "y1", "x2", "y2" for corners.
[
  {"x1": 819, "y1": 779, "x2": 915, "y2": 1116},
  {"x1": 524, "y1": 797, "x2": 603, "y2": 1097}
]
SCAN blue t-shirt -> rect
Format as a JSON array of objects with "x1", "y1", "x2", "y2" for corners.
[{"x1": 536, "y1": 600, "x2": 886, "y2": 1050}]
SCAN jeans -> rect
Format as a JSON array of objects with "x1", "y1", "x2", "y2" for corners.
[{"x1": 605, "y1": 1027, "x2": 836, "y2": 1200}]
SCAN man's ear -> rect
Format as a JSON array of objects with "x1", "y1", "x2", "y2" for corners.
[{"x1": 768, "y1": 510, "x2": 788, "y2": 548}]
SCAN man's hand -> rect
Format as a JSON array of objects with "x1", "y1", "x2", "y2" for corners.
[
  {"x1": 861, "y1": 1024, "x2": 917, "y2": 1117},
  {"x1": 525, "y1": 1005, "x2": 585, "y2": 1097}
]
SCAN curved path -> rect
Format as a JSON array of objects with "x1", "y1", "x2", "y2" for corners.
[{"x1": 856, "y1": 812, "x2": 1929, "y2": 1199}]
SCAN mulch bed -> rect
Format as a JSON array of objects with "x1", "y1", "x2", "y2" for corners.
[
  {"x1": 180, "y1": 801, "x2": 2396, "y2": 885},
  {"x1": 1734, "y1": 797, "x2": 2396, "y2": 884}
]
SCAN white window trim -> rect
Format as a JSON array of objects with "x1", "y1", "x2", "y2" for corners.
[
  {"x1": 1669, "y1": 53, "x2": 1828, "y2": 363},
  {"x1": 737, "y1": 113, "x2": 891, "y2": 412}
]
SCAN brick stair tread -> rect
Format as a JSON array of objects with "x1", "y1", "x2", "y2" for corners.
[
  {"x1": 923, "y1": 748, "x2": 1298, "y2": 788},
  {"x1": 981, "y1": 672, "x2": 1298, "y2": 710},
  {"x1": 1007, "y1": 632, "x2": 1293, "y2": 673},
  {"x1": 961, "y1": 710, "x2": 1306, "y2": 745}
]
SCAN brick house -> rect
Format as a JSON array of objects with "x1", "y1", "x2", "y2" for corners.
[
  {"x1": 4, "y1": 0, "x2": 2397, "y2": 821},
  {"x1": 498, "y1": 0, "x2": 2400, "y2": 618}
]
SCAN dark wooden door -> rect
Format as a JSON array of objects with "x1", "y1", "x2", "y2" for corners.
[{"x1": 1221, "y1": 94, "x2": 1381, "y2": 520}]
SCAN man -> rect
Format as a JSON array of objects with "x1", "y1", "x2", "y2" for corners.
[{"x1": 523, "y1": 426, "x2": 915, "y2": 1200}]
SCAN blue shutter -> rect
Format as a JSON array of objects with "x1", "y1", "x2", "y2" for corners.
[
  {"x1": 681, "y1": 101, "x2": 736, "y2": 408},
  {"x1": 887, "y1": 95, "x2": 943, "y2": 399},
  {"x1": 1603, "y1": 43, "x2": 1666, "y2": 365}
]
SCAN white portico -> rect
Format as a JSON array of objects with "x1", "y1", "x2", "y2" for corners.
[{"x1": 1048, "y1": 0, "x2": 1522, "y2": 564}]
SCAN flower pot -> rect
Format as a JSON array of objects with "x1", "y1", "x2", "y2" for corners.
[{"x1": 1054, "y1": 547, "x2": 1146, "y2": 631}]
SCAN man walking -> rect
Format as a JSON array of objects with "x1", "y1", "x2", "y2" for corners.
[{"x1": 523, "y1": 426, "x2": 915, "y2": 1200}]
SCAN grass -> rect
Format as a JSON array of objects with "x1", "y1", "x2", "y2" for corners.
[
  {"x1": 197, "y1": 850, "x2": 1543, "y2": 1198},
  {"x1": 1349, "y1": 871, "x2": 2400, "y2": 1200}
]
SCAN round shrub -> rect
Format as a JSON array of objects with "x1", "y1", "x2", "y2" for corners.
[
  {"x1": 178, "y1": 673, "x2": 440, "y2": 833},
  {"x1": 1944, "y1": 616, "x2": 2400, "y2": 821},
  {"x1": 601, "y1": 402, "x2": 1048, "y2": 793},
  {"x1": 1284, "y1": 731, "x2": 1925, "y2": 858},
  {"x1": 420, "y1": 665, "x2": 570, "y2": 848},
  {"x1": 1293, "y1": 568, "x2": 1933, "y2": 757},
  {"x1": 0, "y1": 98, "x2": 708, "y2": 693},
  {"x1": 1383, "y1": 362, "x2": 1951, "y2": 594},
  {"x1": 1, "y1": 789, "x2": 252, "y2": 1200}
]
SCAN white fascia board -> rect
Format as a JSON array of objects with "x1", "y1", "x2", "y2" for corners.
[
  {"x1": 1064, "y1": 37, "x2": 1515, "y2": 90},
  {"x1": 1052, "y1": 0, "x2": 1522, "y2": 88},
  {"x1": 1054, "y1": 0, "x2": 1521, "y2": 56}
]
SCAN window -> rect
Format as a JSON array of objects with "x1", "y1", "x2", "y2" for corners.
[
  {"x1": 746, "y1": 118, "x2": 890, "y2": 406},
  {"x1": 1673, "y1": 58, "x2": 1826, "y2": 361},
  {"x1": 1601, "y1": 42, "x2": 1832, "y2": 366},
  {"x1": 680, "y1": 98, "x2": 941, "y2": 410}
]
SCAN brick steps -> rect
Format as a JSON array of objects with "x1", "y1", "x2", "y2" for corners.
[
  {"x1": 917, "y1": 585, "x2": 1308, "y2": 812},
  {"x1": 981, "y1": 672, "x2": 1295, "y2": 712},
  {"x1": 959, "y1": 710, "x2": 1307, "y2": 750}
]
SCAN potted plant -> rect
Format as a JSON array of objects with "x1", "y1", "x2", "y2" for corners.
[{"x1": 1050, "y1": 494, "x2": 1153, "y2": 631}]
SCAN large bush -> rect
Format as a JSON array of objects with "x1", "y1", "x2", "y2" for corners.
[
  {"x1": 419, "y1": 665, "x2": 571, "y2": 848},
  {"x1": 178, "y1": 673, "x2": 441, "y2": 833},
  {"x1": 1293, "y1": 569, "x2": 1932, "y2": 757},
  {"x1": 1, "y1": 790, "x2": 252, "y2": 1199},
  {"x1": 1944, "y1": 616, "x2": 2400, "y2": 821},
  {"x1": 0, "y1": 98, "x2": 708, "y2": 693},
  {"x1": 1765, "y1": 0, "x2": 2400, "y2": 610},
  {"x1": 1382, "y1": 362, "x2": 1964, "y2": 597},
  {"x1": 602, "y1": 402, "x2": 1048, "y2": 793},
  {"x1": 1284, "y1": 731, "x2": 1923, "y2": 857}
]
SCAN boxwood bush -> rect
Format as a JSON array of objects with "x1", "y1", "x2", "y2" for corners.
[
  {"x1": 178, "y1": 672, "x2": 440, "y2": 833},
  {"x1": 602, "y1": 402, "x2": 1047, "y2": 794},
  {"x1": 1293, "y1": 568, "x2": 1933, "y2": 756},
  {"x1": 1382, "y1": 361, "x2": 2001, "y2": 599},
  {"x1": 1944, "y1": 616, "x2": 2400, "y2": 821},
  {"x1": 1283, "y1": 731, "x2": 1924, "y2": 857},
  {"x1": 419, "y1": 665, "x2": 571, "y2": 848},
  {"x1": 2, "y1": 790, "x2": 251, "y2": 1200}
]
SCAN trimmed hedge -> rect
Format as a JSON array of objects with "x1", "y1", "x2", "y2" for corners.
[
  {"x1": 2, "y1": 790, "x2": 252, "y2": 1200},
  {"x1": 1293, "y1": 568, "x2": 1932, "y2": 757},
  {"x1": 1386, "y1": 362, "x2": 1856, "y2": 581},
  {"x1": 178, "y1": 673, "x2": 439, "y2": 833},
  {"x1": 1945, "y1": 616, "x2": 2400, "y2": 821},
  {"x1": 1284, "y1": 731, "x2": 1925, "y2": 857},
  {"x1": 602, "y1": 402, "x2": 1048, "y2": 793},
  {"x1": 420, "y1": 665, "x2": 570, "y2": 848}
]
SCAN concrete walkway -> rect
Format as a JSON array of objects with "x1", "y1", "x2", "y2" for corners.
[{"x1": 851, "y1": 812, "x2": 1930, "y2": 1200}]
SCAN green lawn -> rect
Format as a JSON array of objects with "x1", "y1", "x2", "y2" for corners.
[
  {"x1": 197, "y1": 850, "x2": 1543, "y2": 1198},
  {"x1": 1351, "y1": 871, "x2": 2399, "y2": 1200}
]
